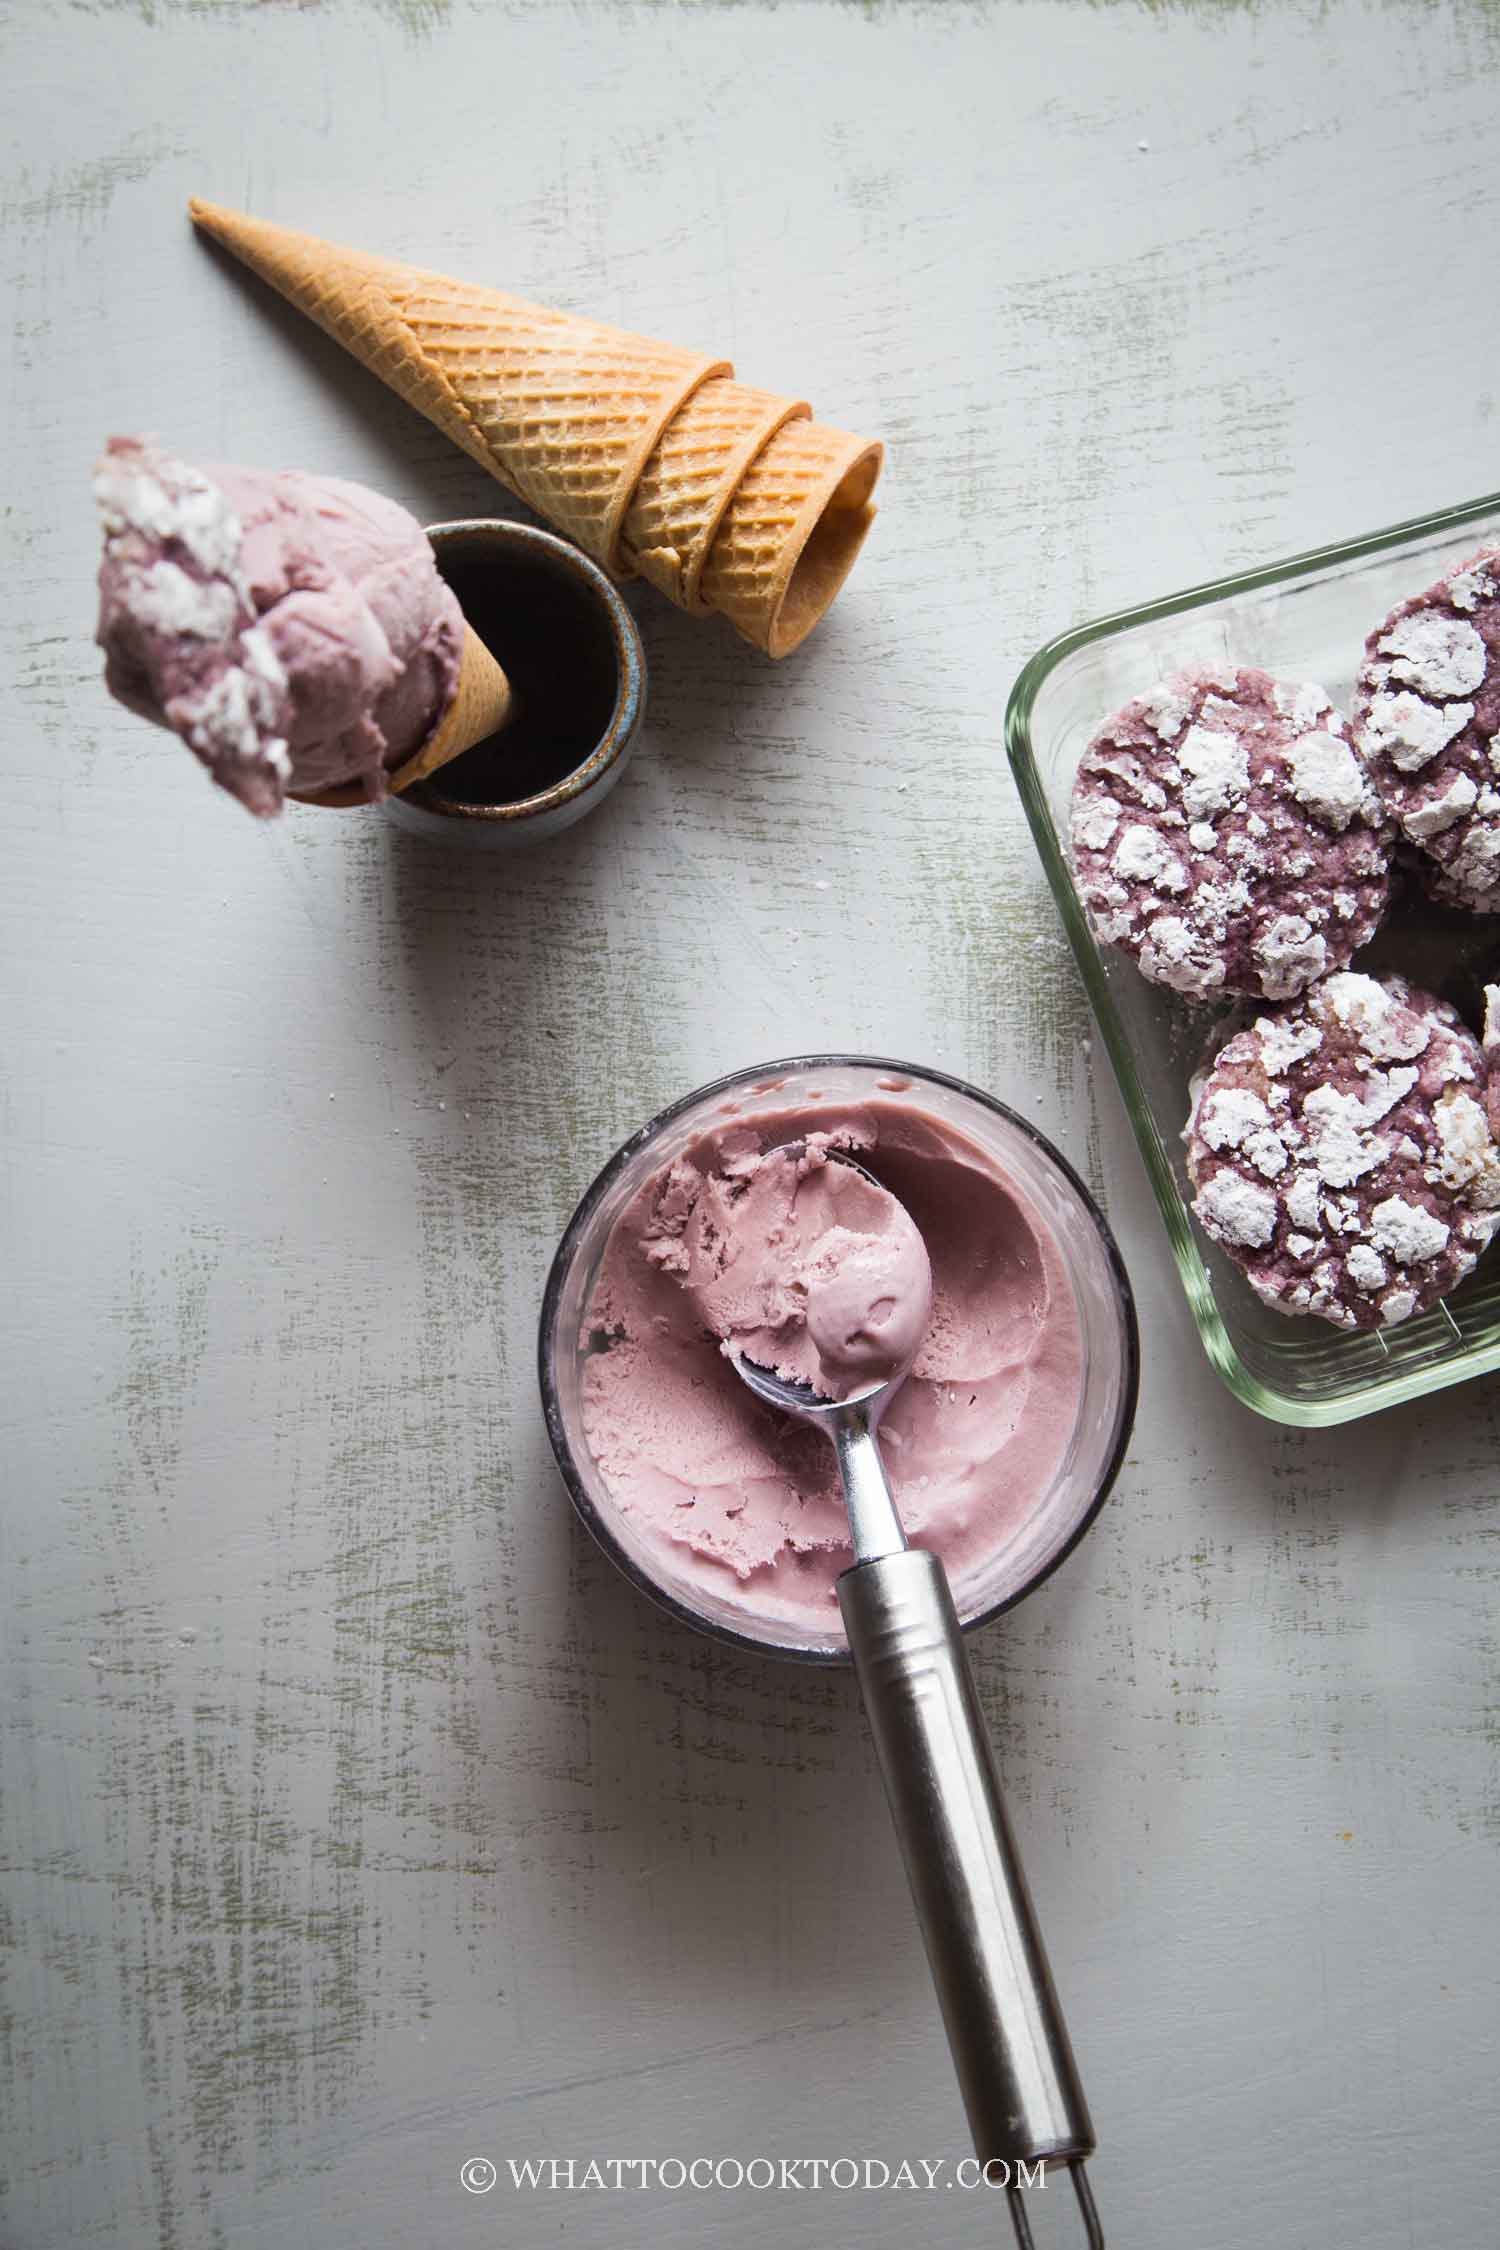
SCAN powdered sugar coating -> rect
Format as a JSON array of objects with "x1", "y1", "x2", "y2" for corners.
[
  {"x1": 1484, "y1": 985, "x2": 1500, "y2": 1142},
  {"x1": 1353, "y1": 547, "x2": 1500, "y2": 909},
  {"x1": 1071, "y1": 668, "x2": 1392, "y2": 1001},
  {"x1": 1185, "y1": 972, "x2": 1500, "y2": 1330}
]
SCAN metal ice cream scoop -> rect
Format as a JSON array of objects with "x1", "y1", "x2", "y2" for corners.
[{"x1": 730, "y1": 1153, "x2": 1104, "y2": 2250}]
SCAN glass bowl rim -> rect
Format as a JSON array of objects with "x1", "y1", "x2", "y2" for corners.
[{"x1": 537, "y1": 1051, "x2": 1141, "y2": 1665}]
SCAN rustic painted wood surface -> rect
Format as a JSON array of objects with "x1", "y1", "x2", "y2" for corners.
[{"x1": 5, "y1": 4, "x2": 1500, "y2": 2245}]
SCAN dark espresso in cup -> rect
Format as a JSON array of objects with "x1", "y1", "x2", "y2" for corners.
[
  {"x1": 430, "y1": 539, "x2": 621, "y2": 802},
  {"x1": 395, "y1": 519, "x2": 645, "y2": 842}
]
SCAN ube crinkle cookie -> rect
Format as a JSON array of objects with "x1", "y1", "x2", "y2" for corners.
[
  {"x1": 1185, "y1": 972, "x2": 1500, "y2": 1331},
  {"x1": 1485, "y1": 986, "x2": 1500, "y2": 1142},
  {"x1": 1070, "y1": 667, "x2": 1392, "y2": 1002},
  {"x1": 1352, "y1": 547, "x2": 1500, "y2": 910}
]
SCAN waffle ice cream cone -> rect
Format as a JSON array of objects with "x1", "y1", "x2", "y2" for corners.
[
  {"x1": 697, "y1": 418, "x2": 882, "y2": 658},
  {"x1": 190, "y1": 199, "x2": 727, "y2": 573},
  {"x1": 622, "y1": 376, "x2": 811, "y2": 612},
  {"x1": 291, "y1": 623, "x2": 511, "y2": 808},
  {"x1": 190, "y1": 200, "x2": 882, "y2": 655}
]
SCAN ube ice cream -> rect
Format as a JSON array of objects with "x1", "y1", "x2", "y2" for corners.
[
  {"x1": 660, "y1": 1137, "x2": 932, "y2": 1402},
  {"x1": 580, "y1": 1098, "x2": 1085, "y2": 1632},
  {"x1": 94, "y1": 436, "x2": 463, "y2": 814}
]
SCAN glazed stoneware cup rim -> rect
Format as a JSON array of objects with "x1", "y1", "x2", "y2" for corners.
[
  {"x1": 538, "y1": 1053, "x2": 1141, "y2": 1665},
  {"x1": 411, "y1": 516, "x2": 645, "y2": 823}
]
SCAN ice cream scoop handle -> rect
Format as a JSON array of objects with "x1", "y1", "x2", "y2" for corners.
[{"x1": 837, "y1": 1548, "x2": 1095, "y2": 2177}]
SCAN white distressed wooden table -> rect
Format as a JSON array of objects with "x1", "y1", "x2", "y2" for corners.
[{"x1": 5, "y1": 5, "x2": 1499, "y2": 2246}]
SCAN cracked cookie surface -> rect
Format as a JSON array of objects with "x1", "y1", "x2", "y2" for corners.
[
  {"x1": 1185, "y1": 972, "x2": 1500, "y2": 1330},
  {"x1": 1071, "y1": 667, "x2": 1392, "y2": 1002},
  {"x1": 1352, "y1": 547, "x2": 1500, "y2": 911}
]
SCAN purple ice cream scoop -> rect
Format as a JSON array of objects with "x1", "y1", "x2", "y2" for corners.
[{"x1": 94, "y1": 436, "x2": 464, "y2": 815}]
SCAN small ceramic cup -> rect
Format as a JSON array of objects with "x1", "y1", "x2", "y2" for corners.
[{"x1": 383, "y1": 518, "x2": 646, "y2": 848}]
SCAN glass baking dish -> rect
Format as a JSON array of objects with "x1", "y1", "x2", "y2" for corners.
[{"x1": 1006, "y1": 492, "x2": 1500, "y2": 1426}]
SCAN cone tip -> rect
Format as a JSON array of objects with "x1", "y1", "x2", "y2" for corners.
[{"x1": 189, "y1": 196, "x2": 240, "y2": 239}]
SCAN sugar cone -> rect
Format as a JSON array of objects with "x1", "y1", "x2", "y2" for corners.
[
  {"x1": 622, "y1": 376, "x2": 811, "y2": 613},
  {"x1": 291, "y1": 624, "x2": 511, "y2": 809},
  {"x1": 189, "y1": 200, "x2": 727, "y2": 572},
  {"x1": 190, "y1": 199, "x2": 883, "y2": 655},
  {"x1": 697, "y1": 419, "x2": 883, "y2": 659}
]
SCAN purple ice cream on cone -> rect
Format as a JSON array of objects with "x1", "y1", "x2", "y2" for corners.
[{"x1": 94, "y1": 436, "x2": 464, "y2": 815}]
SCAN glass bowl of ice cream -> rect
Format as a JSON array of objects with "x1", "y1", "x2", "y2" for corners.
[{"x1": 539, "y1": 1057, "x2": 1139, "y2": 1661}]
